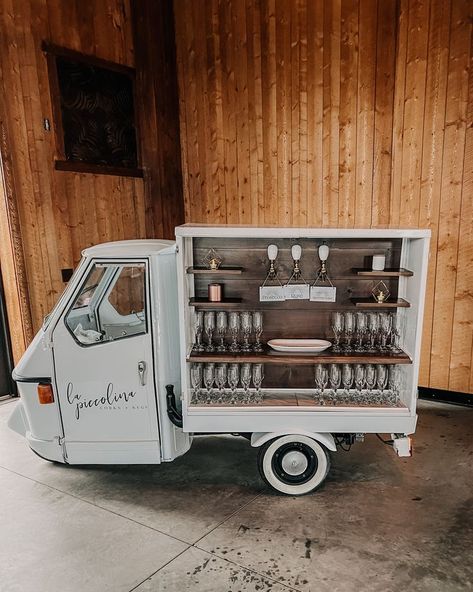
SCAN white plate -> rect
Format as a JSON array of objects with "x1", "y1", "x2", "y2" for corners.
[{"x1": 267, "y1": 339, "x2": 332, "y2": 353}]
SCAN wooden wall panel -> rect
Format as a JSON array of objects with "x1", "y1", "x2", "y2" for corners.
[
  {"x1": 174, "y1": 0, "x2": 473, "y2": 393},
  {"x1": 0, "y1": 0, "x2": 183, "y2": 349}
]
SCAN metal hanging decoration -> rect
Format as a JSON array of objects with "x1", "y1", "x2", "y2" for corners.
[
  {"x1": 283, "y1": 244, "x2": 310, "y2": 300},
  {"x1": 259, "y1": 244, "x2": 285, "y2": 301},
  {"x1": 310, "y1": 243, "x2": 337, "y2": 302},
  {"x1": 202, "y1": 248, "x2": 223, "y2": 270},
  {"x1": 371, "y1": 280, "x2": 391, "y2": 303}
]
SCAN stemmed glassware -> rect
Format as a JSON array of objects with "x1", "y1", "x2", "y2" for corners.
[
  {"x1": 328, "y1": 364, "x2": 341, "y2": 405},
  {"x1": 367, "y1": 312, "x2": 379, "y2": 353},
  {"x1": 344, "y1": 312, "x2": 355, "y2": 352},
  {"x1": 240, "y1": 312, "x2": 253, "y2": 353},
  {"x1": 193, "y1": 311, "x2": 205, "y2": 352},
  {"x1": 215, "y1": 363, "x2": 227, "y2": 404},
  {"x1": 314, "y1": 364, "x2": 329, "y2": 405},
  {"x1": 389, "y1": 313, "x2": 402, "y2": 353},
  {"x1": 240, "y1": 363, "x2": 252, "y2": 404},
  {"x1": 364, "y1": 364, "x2": 376, "y2": 404},
  {"x1": 203, "y1": 363, "x2": 215, "y2": 404},
  {"x1": 331, "y1": 312, "x2": 344, "y2": 352},
  {"x1": 190, "y1": 363, "x2": 203, "y2": 404},
  {"x1": 341, "y1": 363, "x2": 354, "y2": 405},
  {"x1": 376, "y1": 364, "x2": 388, "y2": 404},
  {"x1": 253, "y1": 312, "x2": 264, "y2": 352},
  {"x1": 216, "y1": 311, "x2": 228, "y2": 352},
  {"x1": 388, "y1": 365, "x2": 400, "y2": 406},
  {"x1": 355, "y1": 312, "x2": 368, "y2": 352},
  {"x1": 354, "y1": 364, "x2": 365, "y2": 404},
  {"x1": 228, "y1": 312, "x2": 240, "y2": 352},
  {"x1": 204, "y1": 312, "x2": 216, "y2": 352},
  {"x1": 252, "y1": 364, "x2": 264, "y2": 404},
  {"x1": 228, "y1": 363, "x2": 240, "y2": 404},
  {"x1": 378, "y1": 312, "x2": 392, "y2": 352}
]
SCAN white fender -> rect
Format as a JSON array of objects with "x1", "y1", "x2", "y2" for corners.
[{"x1": 251, "y1": 430, "x2": 337, "y2": 452}]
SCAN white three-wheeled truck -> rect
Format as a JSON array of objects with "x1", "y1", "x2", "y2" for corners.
[{"x1": 8, "y1": 225, "x2": 430, "y2": 495}]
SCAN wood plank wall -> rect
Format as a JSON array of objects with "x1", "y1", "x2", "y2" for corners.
[
  {"x1": 0, "y1": 0, "x2": 183, "y2": 359},
  {"x1": 173, "y1": 0, "x2": 473, "y2": 393}
]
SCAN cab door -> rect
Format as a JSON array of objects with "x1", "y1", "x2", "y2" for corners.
[{"x1": 52, "y1": 260, "x2": 161, "y2": 464}]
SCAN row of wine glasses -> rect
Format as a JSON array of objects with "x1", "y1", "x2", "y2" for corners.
[
  {"x1": 190, "y1": 362, "x2": 265, "y2": 405},
  {"x1": 193, "y1": 311, "x2": 264, "y2": 353},
  {"x1": 314, "y1": 363, "x2": 401, "y2": 406},
  {"x1": 331, "y1": 311, "x2": 402, "y2": 353}
]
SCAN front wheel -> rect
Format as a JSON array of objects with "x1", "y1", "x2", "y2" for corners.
[{"x1": 257, "y1": 435, "x2": 330, "y2": 495}]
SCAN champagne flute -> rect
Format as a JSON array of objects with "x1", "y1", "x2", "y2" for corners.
[
  {"x1": 216, "y1": 311, "x2": 228, "y2": 352},
  {"x1": 367, "y1": 312, "x2": 379, "y2": 353},
  {"x1": 240, "y1": 312, "x2": 253, "y2": 353},
  {"x1": 193, "y1": 310, "x2": 205, "y2": 352},
  {"x1": 314, "y1": 364, "x2": 329, "y2": 405},
  {"x1": 215, "y1": 363, "x2": 227, "y2": 404},
  {"x1": 203, "y1": 363, "x2": 215, "y2": 404},
  {"x1": 228, "y1": 363, "x2": 239, "y2": 405},
  {"x1": 204, "y1": 311, "x2": 216, "y2": 352},
  {"x1": 253, "y1": 311, "x2": 264, "y2": 352},
  {"x1": 331, "y1": 312, "x2": 344, "y2": 352},
  {"x1": 328, "y1": 364, "x2": 341, "y2": 405},
  {"x1": 341, "y1": 363, "x2": 354, "y2": 405},
  {"x1": 252, "y1": 363, "x2": 264, "y2": 404},
  {"x1": 364, "y1": 364, "x2": 376, "y2": 405},
  {"x1": 354, "y1": 364, "x2": 365, "y2": 405},
  {"x1": 190, "y1": 362, "x2": 203, "y2": 404},
  {"x1": 389, "y1": 313, "x2": 402, "y2": 353},
  {"x1": 388, "y1": 365, "x2": 400, "y2": 406},
  {"x1": 344, "y1": 312, "x2": 355, "y2": 352},
  {"x1": 241, "y1": 363, "x2": 252, "y2": 404},
  {"x1": 376, "y1": 364, "x2": 388, "y2": 405},
  {"x1": 355, "y1": 312, "x2": 368, "y2": 352},
  {"x1": 378, "y1": 312, "x2": 392, "y2": 352},
  {"x1": 228, "y1": 312, "x2": 240, "y2": 353}
]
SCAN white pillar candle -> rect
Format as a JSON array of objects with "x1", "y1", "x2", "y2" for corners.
[{"x1": 372, "y1": 254, "x2": 386, "y2": 271}]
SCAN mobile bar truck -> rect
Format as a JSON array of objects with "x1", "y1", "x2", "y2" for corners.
[{"x1": 8, "y1": 226, "x2": 430, "y2": 495}]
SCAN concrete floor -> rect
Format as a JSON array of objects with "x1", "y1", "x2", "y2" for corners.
[{"x1": 1, "y1": 399, "x2": 472, "y2": 592}]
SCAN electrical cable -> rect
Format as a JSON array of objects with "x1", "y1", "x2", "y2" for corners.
[{"x1": 376, "y1": 433, "x2": 394, "y2": 446}]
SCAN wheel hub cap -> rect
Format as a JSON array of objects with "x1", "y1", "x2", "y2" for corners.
[{"x1": 280, "y1": 450, "x2": 308, "y2": 476}]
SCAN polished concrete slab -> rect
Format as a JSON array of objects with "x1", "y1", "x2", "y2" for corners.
[{"x1": 1, "y1": 399, "x2": 472, "y2": 591}]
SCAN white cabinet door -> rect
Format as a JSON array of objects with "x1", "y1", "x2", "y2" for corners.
[{"x1": 52, "y1": 261, "x2": 160, "y2": 464}]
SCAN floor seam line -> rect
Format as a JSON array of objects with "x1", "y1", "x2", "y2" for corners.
[
  {"x1": 0, "y1": 464, "x2": 192, "y2": 546},
  {"x1": 127, "y1": 545, "x2": 192, "y2": 592}
]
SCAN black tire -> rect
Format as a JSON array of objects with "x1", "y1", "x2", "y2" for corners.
[{"x1": 257, "y1": 435, "x2": 331, "y2": 495}]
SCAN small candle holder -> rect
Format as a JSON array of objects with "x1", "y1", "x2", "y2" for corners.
[
  {"x1": 202, "y1": 248, "x2": 223, "y2": 270},
  {"x1": 371, "y1": 280, "x2": 390, "y2": 303}
]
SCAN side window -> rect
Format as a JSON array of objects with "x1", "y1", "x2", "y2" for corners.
[{"x1": 65, "y1": 262, "x2": 147, "y2": 345}]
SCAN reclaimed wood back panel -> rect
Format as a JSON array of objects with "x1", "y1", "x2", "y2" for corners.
[{"x1": 174, "y1": 0, "x2": 473, "y2": 393}]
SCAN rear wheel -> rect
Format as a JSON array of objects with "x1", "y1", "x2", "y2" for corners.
[{"x1": 257, "y1": 435, "x2": 330, "y2": 495}]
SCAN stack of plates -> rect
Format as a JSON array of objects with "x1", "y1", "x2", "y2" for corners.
[{"x1": 267, "y1": 339, "x2": 332, "y2": 353}]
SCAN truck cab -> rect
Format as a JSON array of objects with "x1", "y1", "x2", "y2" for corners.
[{"x1": 9, "y1": 240, "x2": 191, "y2": 465}]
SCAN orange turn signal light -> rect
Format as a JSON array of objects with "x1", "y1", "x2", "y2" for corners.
[{"x1": 37, "y1": 383, "x2": 54, "y2": 404}]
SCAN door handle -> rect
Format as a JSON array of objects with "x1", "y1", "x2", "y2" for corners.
[{"x1": 138, "y1": 361, "x2": 147, "y2": 386}]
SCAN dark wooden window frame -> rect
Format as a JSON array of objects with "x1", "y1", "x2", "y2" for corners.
[{"x1": 42, "y1": 42, "x2": 143, "y2": 178}]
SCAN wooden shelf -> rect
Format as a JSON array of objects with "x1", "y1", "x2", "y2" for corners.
[
  {"x1": 353, "y1": 268, "x2": 413, "y2": 277},
  {"x1": 189, "y1": 297, "x2": 243, "y2": 308},
  {"x1": 188, "y1": 345, "x2": 411, "y2": 365},
  {"x1": 187, "y1": 266, "x2": 243, "y2": 275},
  {"x1": 351, "y1": 298, "x2": 410, "y2": 308}
]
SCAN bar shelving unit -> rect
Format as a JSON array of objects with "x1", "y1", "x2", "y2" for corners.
[{"x1": 175, "y1": 225, "x2": 430, "y2": 435}]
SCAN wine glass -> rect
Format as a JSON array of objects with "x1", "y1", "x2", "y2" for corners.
[
  {"x1": 314, "y1": 364, "x2": 329, "y2": 405},
  {"x1": 328, "y1": 364, "x2": 341, "y2": 405},
  {"x1": 252, "y1": 363, "x2": 264, "y2": 404},
  {"x1": 388, "y1": 365, "x2": 400, "y2": 406},
  {"x1": 331, "y1": 312, "x2": 344, "y2": 352},
  {"x1": 364, "y1": 364, "x2": 376, "y2": 405},
  {"x1": 354, "y1": 364, "x2": 365, "y2": 405},
  {"x1": 240, "y1": 312, "x2": 253, "y2": 353},
  {"x1": 227, "y1": 363, "x2": 239, "y2": 404},
  {"x1": 241, "y1": 363, "x2": 252, "y2": 404},
  {"x1": 344, "y1": 312, "x2": 355, "y2": 352},
  {"x1": 204, "y1": 311, "x2": 216, "y2": 352},
  {"x1": 190, "y1": 363, "x2": 203, "y2": 404},
  {"x1": 389, "y1": 313, "x2": 402, "y2": 353},
  {"x1": 341, "y1": 363, "x2": 354, "y2": 405},
  {"x1": 193, "y1": 310, "x2": 205, "y2": 352},
  {"x1": 378, "y1": 312, "x2": 392, "y2": 352},
  {"x1": 253, "y1": 312, "x2": 264, "y2": 352},
  {"x1": 367, "y1": 312, "x2": 379, "y2": 353},
  {"x1": 376, "y1": 364, "x2": 388, "y2": 405},
  {"x1": 203, "y1": 363, "x2": 215, "y2": 404},
  {"x1": 215, "y1": 363, "x2": 227, "y2": 404},
  {"x1": 355, "y1": 312, "x2": 368, "y2": 352},
  {"x1": 228, "y1": 312, "x2": 240, "y2": 353},
  {"x1": 216, "y1": 311, "x2": 228, "y2": 352}
]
